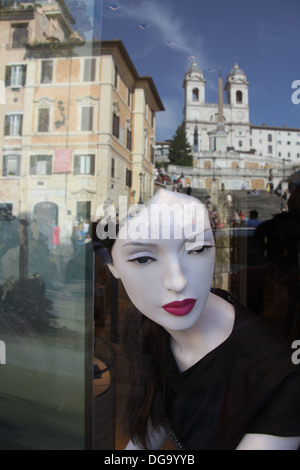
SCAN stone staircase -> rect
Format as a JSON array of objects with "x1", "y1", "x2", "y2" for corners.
[{"x1": 191, "y1": 188, "x2": 285, "y2": 222}]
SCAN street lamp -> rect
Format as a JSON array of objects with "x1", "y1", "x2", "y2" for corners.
[{"x1": 138, "y1": 171, "x2": 143, "y2": 204}]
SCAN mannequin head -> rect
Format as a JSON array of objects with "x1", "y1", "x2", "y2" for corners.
[{"x1": 107, "y1": 190, "x2": 215, "y2": 331}]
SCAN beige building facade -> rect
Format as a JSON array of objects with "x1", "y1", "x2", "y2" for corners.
[{"x1": 0, "y1": 2, "x2": 164, "y2": 242}]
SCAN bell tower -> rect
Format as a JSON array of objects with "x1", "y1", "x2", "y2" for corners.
[
  {"x1": 183, "y1": 61, "x2": 206, "y2": 121},
  {"x1": 224, "y1": 62, "x2": 250, "y2": 123},
  {"x1": 183, "y1": 61, "x2": 206, "y2": 152}
]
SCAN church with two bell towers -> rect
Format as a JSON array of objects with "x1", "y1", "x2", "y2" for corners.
[
  {"x1": 162, "y1": 61, "x2": 300, "y2": 192},
  {"x1": 184, "y1": 62, "x2": 250, "y2": 155}
]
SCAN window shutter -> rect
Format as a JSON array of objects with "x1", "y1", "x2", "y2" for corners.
[
  {"x1": 30, "y1": 155, "x2": 36, "y2": 175},
  {"x1": 126, "y1": 168, "x2": 132, "y2": 187},
  {"x1": 4, "y1": 115, "x2": 10, "y2": 136},
  {"x1": 3, "y1": 155, "x2": 8, "y2": 176},
  {"x1": 22, "y1": 65, "x2": 27, "y2": 86},
  {"x1": 19, "y1": 115, "x2": 23, "y2": 136},
  {"x1": 46, "y1": 156, "x2": 52, "y2": 175},
  {"x1": 113, "y1": 113, "x2": 119, "y2": 138},
  {"x1": 126, "y1": 128, "x2": 132, "y2": 151},
  {"x1": 5, "y1": 66, "x2": 11, "y2": 86},
  {"x1": 90, "y1": 155, "x2": 95, "y2": 175},
  {"x1": 81, "y1": 107, "x2": 93, "y2": 131},
  {"x1": 74, "y1": 155, "x2": 80, "y2": 175}
]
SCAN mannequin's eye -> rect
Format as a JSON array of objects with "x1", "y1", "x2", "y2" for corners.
[
  {"x1": 188, "y1": 245, "x2": 213, "y2": 254},
  {"x1": 131, "y1": 256, "x2": 155, "y2": 264},
  {"x1": 188, "y1": 246, "x2": 205, "y2": 254}
]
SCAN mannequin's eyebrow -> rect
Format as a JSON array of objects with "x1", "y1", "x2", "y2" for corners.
[
  {"x1": 185, "y1": 228, "x2": 214, "y2": 240},
  {"x1": 122, "y1": 242, "x2": 158, "y2": 248}
]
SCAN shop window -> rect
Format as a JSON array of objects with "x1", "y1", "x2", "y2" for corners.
[{"x1": 30, "y1": 155, "x2": 52, "y2": 175}]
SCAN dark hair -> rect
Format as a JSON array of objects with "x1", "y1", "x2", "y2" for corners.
[
  {"x1": 92, "y1": 220, "x2": 169, "y2": 448},
  {"x1": 288, "y1": 186, "x2": 300, "y2": 215},
  {"x1": 120, "y1": 306, "x2": 169, "y2": 449},
  {"x1": 91, "y1": 220, "x2": 118, "y2": 264},
  {"x1": 249, "y1": 210, "x2": 258, "y2": 219}
]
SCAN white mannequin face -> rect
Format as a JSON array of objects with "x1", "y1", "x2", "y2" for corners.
[{"x1": 108, "y1": 190, "x2": 215, "y2": 331}]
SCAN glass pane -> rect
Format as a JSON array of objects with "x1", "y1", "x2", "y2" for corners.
[
  {"x1": 1, "y1": 0, "x2": 299, "y2": 453},
  {"x1": 0, "y1": 0, "x2": 98, "y2": 450}
]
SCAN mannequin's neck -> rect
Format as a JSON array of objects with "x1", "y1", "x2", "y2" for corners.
[{"x1": 166, "y1": 292, "x2": 235, "y2": 372}]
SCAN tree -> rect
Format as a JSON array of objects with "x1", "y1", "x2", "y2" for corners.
[{"x1": 168, "y1": 125, "x2": 193, "y2": 167}]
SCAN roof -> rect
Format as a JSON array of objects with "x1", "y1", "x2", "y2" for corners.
[
  {"x1": 186, "y1": 61, "x2": 203, "y2": 76},
  {"x1": 251, "y1": 124, "x2": 300, "y2": 132},
  {"x1": 228, "y1": 62, "x2": 246, "y2": 78},
  {"x1": 101, "y1": 39, "x2": 165, "y2": 111}
]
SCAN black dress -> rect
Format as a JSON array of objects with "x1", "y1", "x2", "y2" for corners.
[{"x1": 165, "y1": 290, "x2": 300, "y2": 450}]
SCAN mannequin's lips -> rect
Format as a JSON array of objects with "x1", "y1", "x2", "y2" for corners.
[{"x1": 162, "y1": 299, "x2": 197, "y2": 316}]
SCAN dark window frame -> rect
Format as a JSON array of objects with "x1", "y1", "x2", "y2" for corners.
[
  {"x1": 38, "y1": 108, "x2": 50, "y2": 133},
  {"x1": 74, "y1": 154, "x2": 95, "y2": 175},
  {"x1": 5, "y1": 64, "x2": 27, "y2": 87},
  {"x1": 236, "y1": 90, "x2": 243, "y2": 104},
  {"x1": 81, "y1": 106, "x2": 94, "y2": 132},
  {"x1": 2, "y1": 154, "x2": 21, "y2": 177},
  {"x1": 4, "y1": 113, "x2": 23, "y2": 136},
  {"x1": 41, "y1": 60, "x2": 53, "y2": 84},
  {"x1": 30, "y1": 154, "x2": 52, "y2": 175},
  {"x1": 11, "y1": 23, "x2": 29, "y2": 48},
  {"x1": 112, "y1": 112, "x2": 120, "y2": 138}
]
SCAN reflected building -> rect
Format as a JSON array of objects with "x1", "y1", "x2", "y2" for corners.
[
  {"x1": 159, "y1": 61, "x2": 300, "y2": 191},
  {"x1": 0, "y1": 1, "x2": 164, "y2": 243}
]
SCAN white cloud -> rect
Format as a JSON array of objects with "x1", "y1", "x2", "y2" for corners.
[{"x1": 107, "y1": 0, "x2": 208, "y2": 67}]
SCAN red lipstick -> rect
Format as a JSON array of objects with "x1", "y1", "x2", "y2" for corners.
[{"x1": 162, "y1": 299, "x2": 197, "y2": 316}]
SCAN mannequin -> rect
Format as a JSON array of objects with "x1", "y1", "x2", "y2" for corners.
[{"x1": 95, "y1": 190, "x2": 300, "y2": 450}]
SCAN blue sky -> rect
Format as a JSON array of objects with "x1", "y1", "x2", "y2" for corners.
[{"x1": 71, "y1": 0, "x2": 300, "y2": 141}]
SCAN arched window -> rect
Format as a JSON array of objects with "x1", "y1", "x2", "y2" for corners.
[
  {"x1": 236, "y1": 90, "x2": 243, "y2": 104},
  {"x1": 192, "y1": 88, "x2": 199, "y2": 101}
]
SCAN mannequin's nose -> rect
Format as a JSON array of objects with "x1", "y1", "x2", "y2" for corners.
[{"x1": 164, "y1": 261, "x2": 187, "y2": 293}]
